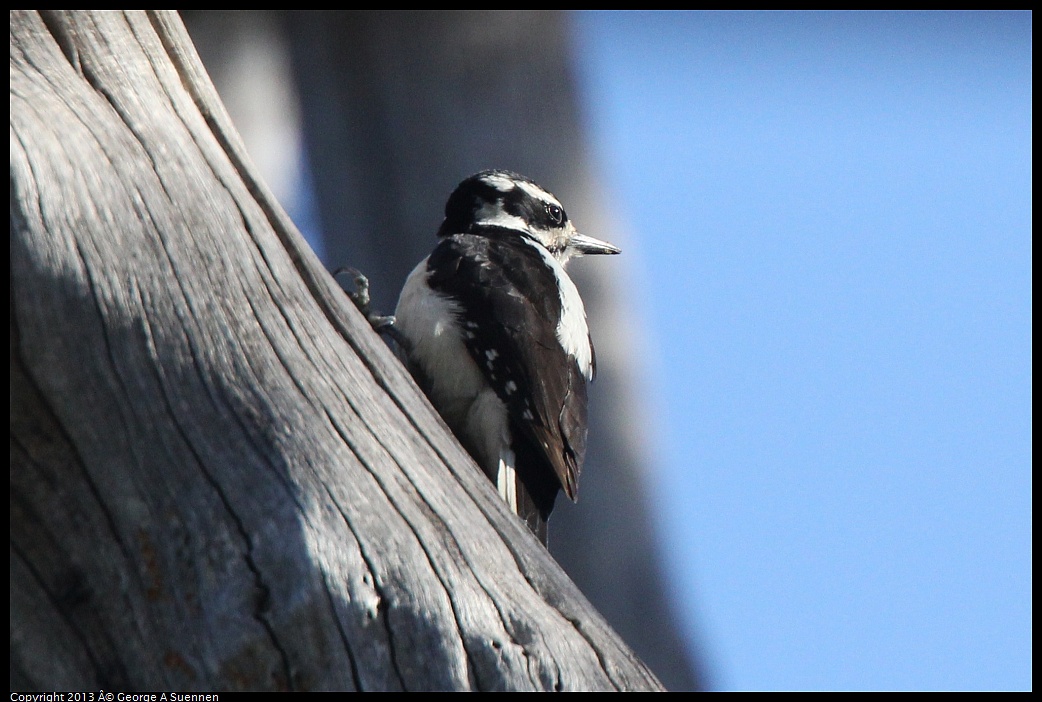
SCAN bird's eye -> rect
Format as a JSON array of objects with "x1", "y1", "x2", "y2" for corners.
[{"x1": 546, "y1": 203, "x2": 564, "y2": 225}]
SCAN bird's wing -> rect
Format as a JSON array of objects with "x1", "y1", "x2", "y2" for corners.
[{"x1": 426, "y1": 232, "x2": 589, "y2": 510}]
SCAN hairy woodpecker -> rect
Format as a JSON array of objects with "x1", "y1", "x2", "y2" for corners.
[{"x1": 394, "y1": 170, "x2": 620, "y2": 544}]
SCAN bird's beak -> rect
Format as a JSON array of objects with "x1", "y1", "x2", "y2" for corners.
[{"x1": 569, "y1": 232, "x2": 621, "y2": 256}]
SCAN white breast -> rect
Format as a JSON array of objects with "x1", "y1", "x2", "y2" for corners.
[
  {"x1": 396, "y1": 259, "x2": 482, "y2": 424},
  {"x1": 395, "y1": 259, "x2": 513, "y2": 477}
]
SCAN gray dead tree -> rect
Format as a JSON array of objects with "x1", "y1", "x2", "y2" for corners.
[{"x1": 10, "y1": 10, "x2": 664, "y2": 691}]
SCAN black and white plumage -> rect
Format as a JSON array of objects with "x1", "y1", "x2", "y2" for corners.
[{"x1": 394, "y1": 170, "x2": 620, "y2": 544}]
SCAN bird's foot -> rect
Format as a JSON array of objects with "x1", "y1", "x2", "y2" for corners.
[{"x1": 334, "y1": 267, "x2": 406, "y2": 346}]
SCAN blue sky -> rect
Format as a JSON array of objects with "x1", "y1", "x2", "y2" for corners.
[{"x1": 572, "y1": 11, "x2": 1031, "y2": 692}]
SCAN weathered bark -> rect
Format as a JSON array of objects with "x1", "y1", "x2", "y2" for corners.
[{"x1": 10, "y1": 10, "x2": 664, "y2": 691}]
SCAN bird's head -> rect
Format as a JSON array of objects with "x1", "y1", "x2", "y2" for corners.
[{"x1": 437, "y1": 170, "x2": 620, "y2": 265}]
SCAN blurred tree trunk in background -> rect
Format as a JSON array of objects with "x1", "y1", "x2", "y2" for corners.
[{"x1": 185, "y1": 10, "x2": 703, "y2": 691}]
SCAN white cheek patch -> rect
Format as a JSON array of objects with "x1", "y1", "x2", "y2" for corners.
[{"x1": 474, "y1": 201, "x2": 528, "y2": 232}]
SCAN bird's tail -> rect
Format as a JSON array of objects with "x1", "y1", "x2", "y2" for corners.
[{"x1": 498, "y1": 443, "x2": 560, "y2": 546}]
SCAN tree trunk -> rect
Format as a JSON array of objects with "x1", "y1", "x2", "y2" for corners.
[{"x1": 10, "y1": 10, "x2": 663, "y2": 692}]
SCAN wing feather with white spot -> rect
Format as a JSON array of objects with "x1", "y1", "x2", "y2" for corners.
[{"x1": 426, "y1": 232, "x2": 589, "y2": 509}]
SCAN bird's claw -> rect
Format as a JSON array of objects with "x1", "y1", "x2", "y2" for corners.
[
  {"x1": 334, "y1": 267, "x2": 403, "y2": 343},
  {"x1": 335, "y1": 266, "x2": 372, "y2": 313}
]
